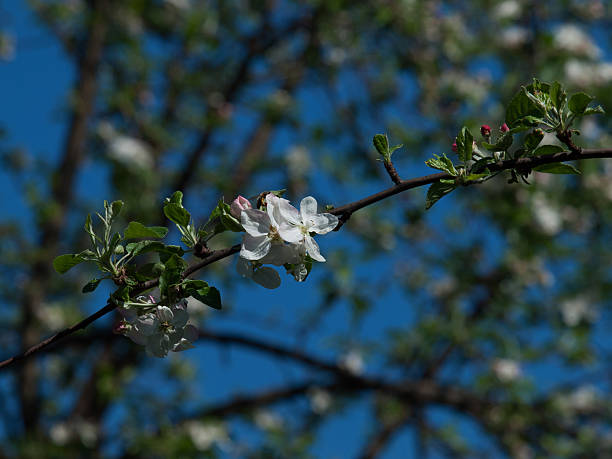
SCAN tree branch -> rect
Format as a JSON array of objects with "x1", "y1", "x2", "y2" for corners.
[{"x1": 2, "y1": 147, "x2": 612, "y2": 371}]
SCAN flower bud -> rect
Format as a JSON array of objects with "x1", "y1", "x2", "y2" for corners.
[
  {"x1": 500, "y1": 123, "x2": 510, "y2": 133},
  {"x1": 481, "y1": 124, "x2": 491, "y2": 137},
  {"x1": 230, "y1": 195, "x2": 252, "y2": 218},
  {"x1": 452, "y1": 142, "x2": 458, "y2": 153}
]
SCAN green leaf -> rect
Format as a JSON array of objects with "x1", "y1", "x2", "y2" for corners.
[
  {"x1": 568, "y1": 92, "x2": 594, "y2": 115},
  {"x1": 524, "y1": 130, "x2": 544, "y2": 153},
  {"x1": 193, "y1": 285, "x2": 222, "y2": 310},
  {"x1": 506, "y1": 87, "x2": 545, "y2": 128},
  {"x1": 534, "y1": 163, "x2": 581, "y2": 175},
  {"x1": 220, "y1": 214, "x2": 243, "y2": 232},
  {"x1": 82, "y1": 278, "x2": 103, "y2": 293},
  {"x1": 471, "y1": 157, "x2": 493, "y2": 174},
  {"x1": 455, "y1": 127, "x2": 473, "y2": 162},
  {"x1": 533, "y1": 145, "x2": 564, "y2": 156},
  {"x1": 425, "y1": 181, "x2": 456, "y2": 209},
  {"x1": 159, "y1": 254, "x2": 188, "y2": 298},
  {"x1": 164, "y1": 203, "x2": 191, "y2": 227},
  {"x1": 583, "y1": 105, "x2": 605, "y2": 116},
  {"x1": 110, "y1": 200, "x2": 124, "y2": 218},
  {"x1": 373, "y1": 134, "x2": 389, "y2": 157},
  {"x1": 181, "y1": 279, "x2": 209, "y2": 296},
  {"x1": 425, "y1": 154, "x2": 458, "y2": 175},
  {"x1": 53, "y1": 253, "x2": 87, "y2": 274},
  {"x1": 482, "y1": 132, "x2": 513, "y2": 152},
  {"x1": 166, "y1": 191, "x2": 183, "y2": 206},
  {"x1": 549, "y1": 81, "x2": 566, "y2": 110},
  {"x1": 124, "y1": 221, "x2": 169, "y2": 239},
  {"x1": 126, "y1": 241, "x2": 184, "y2": 257}
]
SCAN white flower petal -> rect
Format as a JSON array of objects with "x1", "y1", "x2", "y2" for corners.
[
  {"x1": 241, "y1": 209, "x2": 270, "y2": 237},
  {"x1": 156, "y1": 306, "x2": 174, "y2": 323},
  {"x1": 135, "y1": 314, "x2": 159, "y2": 336},
  {"x1": 304, "y1": 235, "x2": 325, "y2": 262},
  {"x1": 240, "y1": 234, "x2": 271, "y2": 260},
  {"x1": 278, "y1": 223, "x2": 303, "y2": 244},
  {"x1": 252, "y1": 267, "x2": 281, "y2": 289},
  {"x1": 307, "y1": 213, "x2": 338, "y2": 234},
  {"x1": 171, "y1": 308, "x2": 189, "y2": 328},
  {"x1": 146, "y1": 334, "x2": 170, "y2": 357},
  {"x1": 173, "y1": 338, "x2": 195, "y2": 352},
  {"x1": 125, "y1": 327, "x2": 147, "y2": 345},
  {"x1": 300, "y1": 196, "x2": 318, "y2": 220},
  {"x1": 271, "y1": 195, "x2": 300, "y2": 226}
]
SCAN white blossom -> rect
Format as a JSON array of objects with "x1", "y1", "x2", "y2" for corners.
[
  {"x1": 339, "y1": 350, "x2": 365, "y2": 375},
  {"x1": 554, "y1": 25, "x2": 600, "y2": 59},
  {"x1": 98, "y1": 122, "x2": 153, "y2": 170},
  {"x1": 117, "y1": 297, "x2": 198, "y2": 357},
  {"x1": 308, "y1": 388, "x2": 332, "y2": 414},
  {"x1": 185, "y1": 422, "x2": 229, "y2": 451},
  {"x1": 491, "y1": 358, "x2": 522, "y2": 382},
  {"x1": 559, "y1": 296, "x2": 598, "y2": 327},
  {"x1": 275, "y1": 196, "x2": 338, "y2": 262}
]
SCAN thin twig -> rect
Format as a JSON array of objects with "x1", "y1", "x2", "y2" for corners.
[{"x1": 2, "y1": 148, "x2": 612, "y2": 370}]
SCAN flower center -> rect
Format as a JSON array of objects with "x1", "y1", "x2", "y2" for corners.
[{"x1": 269, "y1": 225, "x2": 282, "y2": 242}]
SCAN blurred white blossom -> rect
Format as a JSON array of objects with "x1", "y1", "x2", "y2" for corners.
[
  {"x1": 98, "y1": 122, "x2": 153, "y2": 170},
  {"x1": 554, "y1": 25, "x2": 600, "y2": 59},
  {"x1": 499, "y1": 26, "x2": 529, "y2": 49},
  {"x1": 185, "y1": 421, "x2": 230, "y2": 451},
  {"x1": 494, "y1": 1, "x2": 522, "y2": 20},
  {"x1": 254, "y1": 410, "x2": 284, "y2": 431},
  {"x1": 491, "y1": 358, "x2": 522, "y2": 382},
  {"x1": 565, "y1": 59, "x2": 612, "y2": 87},
  {"x1": 340, "y1": 350, "x2": 364, "y2": 375},
  {"x1": 559, "y1": 296, "x2": 598, "y2": 326},
  {"x1": 308, "y1": 388, "x2": 333, "y2": 414},
  {"x1": 532, "y1": 193, "x2": 562, "y2": 235}
]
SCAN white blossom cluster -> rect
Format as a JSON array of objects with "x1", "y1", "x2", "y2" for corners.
[
  {"x1": 232, "y1": 193, "x2": 338, "y2": 289},
  {"x1": 115, "y1": 295, "x2": 198, "y2": 357}
]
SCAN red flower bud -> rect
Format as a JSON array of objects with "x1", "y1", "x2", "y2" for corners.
[
  {"x1": 500, "y1": 123, "x2": 510, "y2": 133},
  {"x1": 452, "y1": 142, "x2": 457, "y2": 153},
  {"x1": 481, "y1": 124, "x2": 491, "y2": 137}
]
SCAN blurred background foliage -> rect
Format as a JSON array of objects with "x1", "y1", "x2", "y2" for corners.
[{"x1": 1, "y1": 0, "x2": 612, "y2": 457}]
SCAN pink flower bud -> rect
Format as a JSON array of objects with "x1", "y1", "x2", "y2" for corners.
[
  {"x1": 481, "y1": 124, "x2": 491, "y2": 137},
  {"x1": 230, "y1": 195, "x2": 252, "y2": 218},
  {"x1": 452, "y1": 142, "x2": 457, "y2": 153},
  {"x1": 500, "y1": 123, "x2": 510, "y2": 133}
]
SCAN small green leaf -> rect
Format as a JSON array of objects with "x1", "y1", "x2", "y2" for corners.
[
  {"x1": 534, "y1": 163, "x2": 581, "y2": 175},
  {"x1": 126, "y1": 241, "x2": 184, "y2": 257},
  {"x1": 164, "y1": 203, "x2": 191, "y2": 227},
  {"x1": 220, "y1": 214, "x2": 243, "y2": 232},
  {"x1": 533, "y1": 145, "x2": 564, "y2": 156},
  {"x1": 425, "y1": 181, "x2": 456, "y2": 209},
  {"x1": 583, "y1": 105, "x2": 605, "y2": 116},
  {"x1": 373, "y1": 134, "x2": 389, "y2": 158},
  {"x1": 549, "y1": 81, "x2": 566, "y2": 110},
  {"x1": 124, "y1": 221, "x2": 169, "y2": 239},
  {"x1": 456, "y1": 127, "x2": 473, "y2": 162},
  {"x1": 110, "y1": 200, "x2": 124, "y2": 218},
  {"x1": 506, "y1": 87, "x2": 545, "y2": 128},
  {"x1": 166, "y1": 191, "x2": 183, "y2": 206},
  {"x1": 568, "y1": 92, "x2": 594, "y2": 115},
  {"x1": 82, "y1": 278, "x2": 103, "y2": 293},
  {"x1": 524, "y1": 130, "x2": 544, "y2": 153},
  {"x1": 53, "y1": 254, "x2": 87, "y2": 274},
  {"x1": 425, "y1": 154, "x2": 458, "y2": 175},
  {"x1": 193, "y1": 285, "x2": 222, "y2": 310}
]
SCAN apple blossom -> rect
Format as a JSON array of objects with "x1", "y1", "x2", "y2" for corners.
[{"x1": 274, "y1": 196, "x2": 338, "y2": 262}]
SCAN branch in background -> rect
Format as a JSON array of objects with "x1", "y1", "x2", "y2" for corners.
[
  {"x1": 2, "y1": 147, "x2": 612, "y2": 371},
  {"x1": 18, "y1": 0, "x2": 110, "y2": 432}
]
